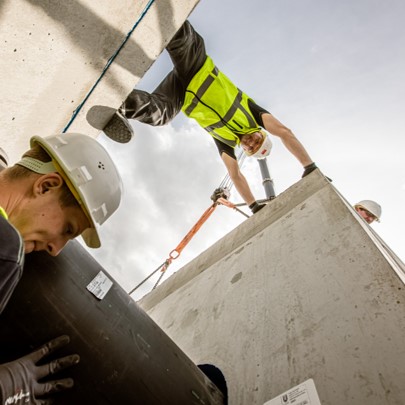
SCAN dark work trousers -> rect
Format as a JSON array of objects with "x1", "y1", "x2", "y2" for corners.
[{"x1": 122, "y1": 21, "x2": 207, "y2": 126}]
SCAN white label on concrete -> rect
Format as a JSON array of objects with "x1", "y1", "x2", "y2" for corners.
[
  {"x1": 264, "y1": 379, "x2": 321, "y2": 405},
  {"x1": 86, "y1": 271, "x2": 113, "y2": 300}
]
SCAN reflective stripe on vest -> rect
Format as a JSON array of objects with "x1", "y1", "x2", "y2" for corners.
[
  {"x1": 184, "y1": 65, "x2": 220, "y2": 116},
  {"x1": 182, "y1": 56, "x2": 261, "y2": 148},
  {"x1": 0, "y1": 206, "x2": 8, "y2": 220}
]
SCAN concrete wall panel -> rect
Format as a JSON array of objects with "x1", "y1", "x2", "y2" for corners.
[
  {"x1": 140, "y1": 171, "x2": 405, "y2": 405},
  {"x1": 1, "y1": 0, "x2": 199, "y2": 163}
]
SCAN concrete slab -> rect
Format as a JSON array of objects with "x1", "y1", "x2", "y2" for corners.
[
  {"x1": 139, "y1": 170, "x2": 405, "y2": 405},
  {"x1": 0, "y1": 0, "x2": 199, "y2": 163}
]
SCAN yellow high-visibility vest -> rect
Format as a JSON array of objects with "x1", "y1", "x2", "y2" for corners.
[
  {"x1": 0, "y1": 206, "x2": 8, "y2": 220},
  {"x1": 182, "y1": 56, "x2": 260, "y2": 147}
]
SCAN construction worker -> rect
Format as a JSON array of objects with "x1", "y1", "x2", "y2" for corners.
[
  {"x1": 0, "y1": 133, "x2": 122, "y2": 404},
  {"x1": 88, "y1": 21, "x2": 320, "y2": 214},
  {"x1": 354, "y1": 200, "x2": 382, "y2": 224}
]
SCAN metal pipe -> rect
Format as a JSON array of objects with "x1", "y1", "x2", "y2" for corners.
[{"x1": 257, "y1": 158, "x2": 276, "y2": 200}]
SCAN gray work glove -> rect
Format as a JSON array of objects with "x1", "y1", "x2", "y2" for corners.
[
  {"x1": 0, "y1": 335, "x2": 79, "y2": 405},
  {"x1": 302, "y1": 162, "x2": 318, "y2": 177},
  {"x1": 249, "y1": 201, "x2": 266, "y2": 214},
  {"x1": 302, "y1": 162, "x2": 332, "y2": 182}
]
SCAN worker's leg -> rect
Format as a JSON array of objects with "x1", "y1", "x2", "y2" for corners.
[
  {"x1": 165, "y1": 20, "x2": 207, "y2": 82},
  {"x1": 122, "y1": 82, "x2": 182, "y2": 126},
  {"x1": 96, "y1": 21, "x2": 207, "y2": 141},
  {"x1": 122, "y1": 21, "x2": 207, "y2": 126}
]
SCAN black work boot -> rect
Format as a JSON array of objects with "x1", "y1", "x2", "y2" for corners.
[
  {"x1": 103, "y1": 111, "x2": 134, "y2": 143},
  {"x1": 86, "y1": 106, "x2": 134, "y2": 143}
]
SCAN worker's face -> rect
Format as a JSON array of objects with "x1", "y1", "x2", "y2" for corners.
[
  {"x1": 10, "y1": 174, "x2": 91, "y2": 256},
  {"x1": 356, "y1": 207, "x2": 377, "y2": 224},
  {"x1": 240, "y1": 132, "x2": 263, "y2": 155}
]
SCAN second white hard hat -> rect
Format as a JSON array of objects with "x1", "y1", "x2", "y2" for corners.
[{"x1": 355, "y1": 200, "x2": 382, "y2": 222}]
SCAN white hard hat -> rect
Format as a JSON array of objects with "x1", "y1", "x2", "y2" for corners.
[
  {"x1": 20, "y1": 133, "x2": 122, "y2": 248},
  {"x1": 245, "y1": 131, "x2": 273, "y2": 160},
  {"x1": 354, "y1": 200, "x2": 382, "y2": 222}
]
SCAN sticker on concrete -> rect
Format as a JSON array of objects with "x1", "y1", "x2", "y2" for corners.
[
  {"x1": 263, "y1": 379, "x2": 321, "y2": 405},
  {"x1": 86, "y1": 271, "x2": 113, "y2": 300}
]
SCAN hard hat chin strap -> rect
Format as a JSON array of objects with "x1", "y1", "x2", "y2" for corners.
[
  {"x1": 16, "y1": 157, "x2": 56, "y2": 174},
  {"x1": 16, "y1": 156, "x2": 86, "y2": 212}
]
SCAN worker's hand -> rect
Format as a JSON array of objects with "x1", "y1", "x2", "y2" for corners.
[
  {"x1": 249, "y1": 201, "x2": 266, "y2": 214},
  {"x1": 210, "y1": 187, "x2": 230, "y2": 202},
  {"x1": 302, "y1": 162, "x2": 318, "y2": 177},
  {"x1": 302, "y1": 162, "x2": 332, "y2": 182},
  {"x1": 0, "y1": 335, "x2": 79, "y2": 405}
]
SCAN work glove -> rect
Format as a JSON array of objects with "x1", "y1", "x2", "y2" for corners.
[
  {"x1": 249, "y1": 201, "x2": 266, "y2": 214},
  {"x1": 0, "y1": 335, "x2": 79, "y2": 405},
  {"x1": 302, "y1": 162, "x2": 332, "y2": 182},
  {"x1": 302, "y1": 162, "x2": 318, "y2": 177}
]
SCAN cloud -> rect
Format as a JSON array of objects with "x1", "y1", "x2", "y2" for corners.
[
  {"x1": 84, "y1": 0, "x2": 405, "y2": 299},
  {"x1": 88, "y1": 118, "x2": 242, "y2": 297}
]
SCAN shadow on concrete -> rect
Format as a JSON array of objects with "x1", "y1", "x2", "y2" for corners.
[
  {"x1": 0, "y1": 2, "x2": 5, "y2": 18},
  {"x1": 21, "y1": 0, "x2": 177, "y2": 102}
]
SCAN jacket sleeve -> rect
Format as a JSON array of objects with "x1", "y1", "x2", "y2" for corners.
[
  {"x1": 212, "y1": 136, "x2": 237, "y2": 159},
  {"x1": 0, "y1": 216, "x2": 24, "y2": 314},
  {"x1": 247, "y1": 99, "x2": 270, "y2": 127}
]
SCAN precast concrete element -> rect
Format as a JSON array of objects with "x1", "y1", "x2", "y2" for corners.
[
  {"x1": 139, "y1": 170, "x2": 405, "y2": 405},
  {"x1": 0, "y1": 240, "x2": 224, "y2": 404},
  {"x1": 0, "y1": 0, "x2": 200, "y2": 163}
]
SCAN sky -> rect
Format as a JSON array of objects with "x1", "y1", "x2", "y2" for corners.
[{"x1": 83, "y1": 0, "x2": 405, "y2": 300}]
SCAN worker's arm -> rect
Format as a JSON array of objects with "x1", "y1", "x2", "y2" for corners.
[
  {"x1": 261, "y1": 113, "x2": 313, "y2": 167},
  {"x1": 220, "y1": 152, "x2": 256, "y2": 206}
]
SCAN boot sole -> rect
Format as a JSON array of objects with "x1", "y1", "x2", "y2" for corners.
[{"x1": 86, "y1": 106, "x2": 133, "y2": 143}]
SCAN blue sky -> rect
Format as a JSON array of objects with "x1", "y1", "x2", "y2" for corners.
[{"x1": 87, "y1": 0, "x2": 405, "y2": 299}]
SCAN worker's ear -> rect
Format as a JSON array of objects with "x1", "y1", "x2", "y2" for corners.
[{"x1": 34, "y1": 173, "x2": 64, "y2": 196}]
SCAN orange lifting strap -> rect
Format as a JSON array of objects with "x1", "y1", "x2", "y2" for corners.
[
  {"x1": 128, "y1": 198, "x2": 250, "y2": 295},
  {"x1": 168, "y1": 202, "x2": 217, "y2": 262},
  {"x1": 152, "y1": 198, "x2": 250, "y2": 289},
  {"x1": 128, "y1": 202, "x2": 218, "y2": 295},
  {"x1": 149, "y1": 202, "x2": 219, "y2": 289}
]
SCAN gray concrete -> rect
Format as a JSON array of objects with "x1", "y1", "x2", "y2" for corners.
[
  {"x1": 139, "y1": 170, "x2": 405, "y2": 405},
  {"x1": 0, "y1": 0, "x2": 199, "y2": 163}
]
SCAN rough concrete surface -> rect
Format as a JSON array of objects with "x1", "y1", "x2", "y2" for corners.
[
  {"x1": 139, "y1": 170, "x2": 405, "y2": 405},
  {"x1": 1, "y1": 0, "x2": 199, "y2": 163}
]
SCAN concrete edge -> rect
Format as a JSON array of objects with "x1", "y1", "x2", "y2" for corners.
[
  {"x1": 138, "y1": 169, "x2": 331, "y2": 311},
  {"x1": 332, "y1": 183, "x2": 405, "y2": 284}
]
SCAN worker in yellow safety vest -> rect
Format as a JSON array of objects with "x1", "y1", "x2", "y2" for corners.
[
  {"x1": 354, "y1": 200, "x2": 382, "y2": 224},
  {"x1": 89, "y1": 21, "x2": 321, "y2": 214},
  {"x1": 0, "y1": 134, "x2": 122, "y2": 404}
]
